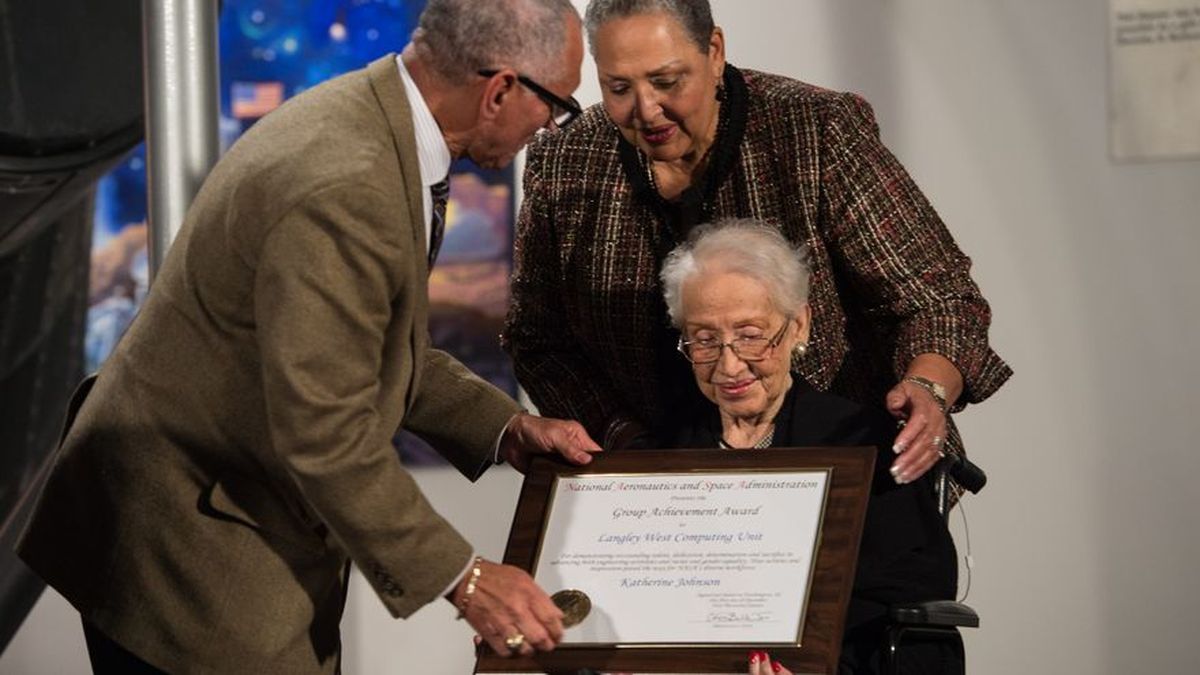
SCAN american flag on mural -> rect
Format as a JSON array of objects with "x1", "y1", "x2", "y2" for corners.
[{"x1": 231, "y1": 81, "x2": 285, "y2": 119}]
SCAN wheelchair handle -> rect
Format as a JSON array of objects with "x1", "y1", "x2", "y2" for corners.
[{"x1": 942, "y1": 452, "x2": 987, "y2": 494}]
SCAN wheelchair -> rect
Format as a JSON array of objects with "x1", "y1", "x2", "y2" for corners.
[{"x1": 883, "y1": 453, "x2": 987, "y2": 675}]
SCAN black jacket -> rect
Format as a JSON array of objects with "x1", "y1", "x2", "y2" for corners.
[{"x1": 671, "y1": 378, "x2": 957, "y2": 628}]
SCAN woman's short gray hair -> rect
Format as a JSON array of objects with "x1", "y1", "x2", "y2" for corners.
[
  {"x1": 660, "y1": 219, "x2": 811, "y2": 328},
  {"x1": 413, "y1": 0, "x2": 578, "y2": 84},
  {"x1": 584, "y1": 0, "x2": 714, "y2": 56}
]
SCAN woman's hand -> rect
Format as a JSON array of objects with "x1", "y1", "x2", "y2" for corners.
[
  {"x1": 885, "y1": 378, "x2": 947, "y2": 484},
  {"x1": 886, "y1": 354, "x2": 964, "y2": 484},
  {"x1": 748, "y1": 650, "x2": 792, "y2": 674}
]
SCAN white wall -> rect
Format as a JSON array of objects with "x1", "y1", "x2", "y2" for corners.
[
  {"x1": 6, "y1": 1, "x2": 1200, "y2": 673},
  {"x1": 698, "y1": 2, "x2": 1200, "y2": 673}
]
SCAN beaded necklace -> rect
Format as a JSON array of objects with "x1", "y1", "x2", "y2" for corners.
[{"x1": 718, "y1": 427, "x2": 775, "y2": 450}]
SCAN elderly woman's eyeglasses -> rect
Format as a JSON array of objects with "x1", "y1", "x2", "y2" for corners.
[
  {"x1": 677, "y1": 322, "x2": 790, "y2": 364},
  {"x1": 477, "y1": 69, "x2": 583, "y2": 129}
]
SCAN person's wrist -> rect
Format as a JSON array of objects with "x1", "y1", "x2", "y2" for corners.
[
  {"x1": 902, "y1": 375, "x2": 947, "y2": 413},
  {"x1": 451, "y1": 556, "x2": 484, "y2": 619},
  {"x1": 508, "y1": 410, "x2": 533, "y2": 438},
  {"x1": 498, "y1": 411, "x2": 530, "y2": 458}
]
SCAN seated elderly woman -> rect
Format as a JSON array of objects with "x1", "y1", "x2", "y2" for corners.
[{"x1": 660, "y1": 219, "x2": 958, "y2": 675}]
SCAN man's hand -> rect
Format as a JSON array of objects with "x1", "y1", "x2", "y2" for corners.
[
  {"x1": 499, "y1": 412, "x2": 602, "y2": 473},
  {"x1": 450, "y1": 559, "x2": 564, "y2": 657}
]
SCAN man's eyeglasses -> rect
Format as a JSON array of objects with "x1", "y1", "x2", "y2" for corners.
[
  {"x1": 478, "y1": 69, "x2": 582, "y2": 129},
  {"x1": 677, "y1": 321, "x2": 791, "y2": 364}
]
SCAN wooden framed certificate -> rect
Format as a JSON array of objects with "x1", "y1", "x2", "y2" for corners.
[{"x1": 475, "y1": 447, "x2": 875, "y2": 674}]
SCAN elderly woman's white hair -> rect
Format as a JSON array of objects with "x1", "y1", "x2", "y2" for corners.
[{"x1": 660, "y1": 218, "x2": 811, "y2": 328}]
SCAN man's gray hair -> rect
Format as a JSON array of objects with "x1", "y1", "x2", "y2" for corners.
[
  {"x1": 660, "y1": 219, "x2": 811, "y2": 328},
  {"x1": 584, "y1": 0, "x2": 713, "y2": 56},
  {"x1": 413, "y1": 0, "x2": 578, "y2": 84}
]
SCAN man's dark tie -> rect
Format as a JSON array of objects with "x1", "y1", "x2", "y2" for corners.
[{"x1": 428, "y1": 176, "x2": 450, "y2": 269}]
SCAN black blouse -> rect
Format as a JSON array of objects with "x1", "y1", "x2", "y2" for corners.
[{"x1": 670, "y1": 377, "x2": 958, "y2": 628}]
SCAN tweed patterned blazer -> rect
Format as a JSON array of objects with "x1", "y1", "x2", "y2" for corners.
[{"x1": 504, "y1": 66, "x2": 1011, "y2": 459}]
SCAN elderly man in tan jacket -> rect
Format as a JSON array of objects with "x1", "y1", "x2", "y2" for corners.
[{"x1": 17, "y1": 1, "x2": 593, "y2": 672}]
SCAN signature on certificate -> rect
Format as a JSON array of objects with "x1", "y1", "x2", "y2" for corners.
[{"x1": 707, "y1": 611, "x2": 773, "y2": 624}]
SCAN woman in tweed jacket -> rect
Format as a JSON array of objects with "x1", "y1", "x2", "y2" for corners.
[{"x1": 503, "y1": 0, "x2": 1011, "y2": 487}]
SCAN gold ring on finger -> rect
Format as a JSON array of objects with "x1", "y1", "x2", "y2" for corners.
[{"x1": 504, "y1": 633, "x2": 525, "y2": 649}]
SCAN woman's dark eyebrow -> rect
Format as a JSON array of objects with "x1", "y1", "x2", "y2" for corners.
[{"x1": 600, "y1": 60, "x2": 687, "y2": 82}]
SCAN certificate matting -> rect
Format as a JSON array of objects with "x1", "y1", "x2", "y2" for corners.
[
  {"x1": 475, "y1": 447, "x2": 875, "y2": 675},
  {"x1": 536, "y1": 469, "x2": 829, "y2": 646}
]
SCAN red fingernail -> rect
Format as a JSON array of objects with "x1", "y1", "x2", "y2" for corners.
[
  {"x1": 772, "y1": 660, "x2": 783, "y2": 673},
  {"x1": 748, "y1": 651, "x2": 758, "y2": 664}
]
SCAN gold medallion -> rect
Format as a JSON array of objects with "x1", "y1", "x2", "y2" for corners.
[{"x1": 551, "y1": 589, "x2": 591, "y2": 628}]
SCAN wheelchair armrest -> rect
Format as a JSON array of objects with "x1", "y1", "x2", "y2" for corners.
[{"x1": 889, "y1": 600, "x2": 979, "y2": 628}]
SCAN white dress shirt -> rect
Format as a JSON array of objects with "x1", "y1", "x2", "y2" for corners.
[{"x1": 395, "y1": 55, "x2": 452, "y2": 255}]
